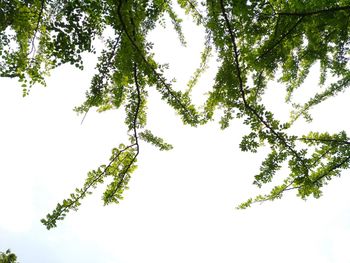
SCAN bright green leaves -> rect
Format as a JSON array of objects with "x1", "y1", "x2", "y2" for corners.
[
  {"x1": 102, "y1": 146, "x2": 138, "y2": 205},
  {"x1": 187, "y1": 35, "x2": 212, "y2": 93},
  {"x1": 289, "y1": 73, "x2": 350, "y2": 124},
  {"x1": 0, "y1": 0, "x2": 106, "y2": 94},
  {"x1": 155, "y1": 81, "x2": 201, "y2": 126},
  {"x1": 239, "y1": 132, "x2": 260, "y2": 152},
  {"x1": 165, "y1": 2, "x2": 187, "y2": 45},
  {"x1": 293, "y1": 131, "x2": 350, "y2": 199},
  {"x1": 0, "y1": 0, "x2": 49, "y2": 92},
  {"x1": 176, "y1": 0, "x2": 203, "y2": 24},
  {"x1": 139, "y1": 130, "x2": 173, "y2": 151},
  {"x1": 41, "y1": 144, "x2": 139, "y2": 230},
  {"x1": 254, "y1": 149, "x2": 288, "y2": 187}
]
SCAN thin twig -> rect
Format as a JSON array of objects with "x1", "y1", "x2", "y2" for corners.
[
  {"x1": 29, "y1": 0, "x2": 45, "y2": 56},
  {"x1": 298, "y1": 137, "x2": 350, "y2": 145},
  {"x1": 81, "y1": 36, "x2": 121, "y2": 124},
  {"x1": 257, "y1": 16, "x2": 304, "y2": 62},
  {"x1": 185, "y1": 0, "x2": 204, "y2": 21}
]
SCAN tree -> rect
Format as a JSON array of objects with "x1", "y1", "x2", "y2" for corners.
[
  {"x1": 0, "y1": 249, "x2": 19, "y2": 263},
  {"x1": 1, "y1": 0, "x2": 350, "y2": 229}
]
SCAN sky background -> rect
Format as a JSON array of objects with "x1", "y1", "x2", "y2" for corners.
[{"x1": 1, "y1": 8, "x2": 350, "y2": 263}]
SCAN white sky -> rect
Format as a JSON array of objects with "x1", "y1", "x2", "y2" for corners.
[{"x1": 1, "y1": 9, "x2": 350, "y2": 263}]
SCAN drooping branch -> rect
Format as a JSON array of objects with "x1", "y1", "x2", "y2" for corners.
[
  {"x1": 41, "y1": 143, "x2": 137, "y2": 229},
  {"x1": 107, "y1": 63, "x2": 141, "y2": 200},
  {"x1": 103, "y1": 8, "x2": 142, "y2": 201},
  {"x1": 219, "y1": 0, "x2": 307, "y2": 172},
  {"x1": 247, "y1": 138, "x2": 350, "y2": 206}
]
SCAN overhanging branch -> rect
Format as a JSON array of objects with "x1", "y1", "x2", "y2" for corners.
[{"x1": 219, "y1": 0, "x2": 307, "y2": 173}]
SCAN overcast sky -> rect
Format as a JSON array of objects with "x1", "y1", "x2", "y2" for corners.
[{"x1": 1, "y1": 10, "x2": 350, "y2": 263}]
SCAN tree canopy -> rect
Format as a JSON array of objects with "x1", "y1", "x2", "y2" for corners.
[{"x1": 1, "y1": 0, "x2": 350, "y2": 229}]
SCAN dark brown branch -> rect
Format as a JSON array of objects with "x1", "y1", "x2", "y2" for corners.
[
  {"x1": 278, "y1": 5, "x2": 350, "y2": 17},
  {"x1": 60, "y1": 74, "x2": 142, "y2": 208},
  {"x1": 132, "y1": 65, "x2": 141, "y2": 151},
  {"x1": 105, "y1": 4, "x2": 142, "y2": 199},
  {"x1": 256, "y1": 139, "x2": 350, "y2": 201},
  {"x1": 311, "y1": 155, "x2": 350, "y2": 185},
  {"x1": 108, "y1": 63, "x2": 141, "y2": 200},
  {"x1": 257, "y1": 16, "x2": 304, "y2": 61},
  {"x1": 284, "y1": 154, "x2": 350, "y2": 193},
  {"x1": 284, "y1": 153, "x2": 350, "y2": 194},
  {"x1": 108, "y1": 2, "x2": 142, "y2": 201},
  {"x1": 299, "y1": 137, "x2": 350, "y2": 145},
  {"x1": 219, "y1": 0, "x2": 307, "y2": 171}
]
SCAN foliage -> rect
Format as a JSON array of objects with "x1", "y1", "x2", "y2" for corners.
[
  {"x1": 2, "y1": 0, "x2": 350, "y2": 228},
  {"x1": 0, "y1": 249, "x2": 19, "y2": 263}
]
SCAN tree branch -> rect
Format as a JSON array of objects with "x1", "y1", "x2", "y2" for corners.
[
  {"x1": 298, "y1": 137, "x2": 350, "y2": 145},
  {"x1": 106, "y1": 63, "x2": 141, "y2": 200},
  {"x1": 277, "y1": 5, "x2": 350, "y2": 17},
  {"x1": 311, "y1": 155, "x2": 350, "y2": 185},
  {"x1": 81, "y1": 36, "x2": 121, "y2": 124},
  {"x1": 45, "y1": 143, "x2": 137, "y2": 226},
  {"x1": 117, "y1": 1, "x2": 198, "y2": 123},
  {"x1": 184, "y1": 0, "x2": 204, "y2": 21},
  {"x1": 219, "y1": 0, "x2": 307, "y2": 172},
  {"x1": 29, "y1": 0, "x2": 45, "y2": 56},
  {"x1": 257, "y1": 16, "x2": 304, "y2": 61}
]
